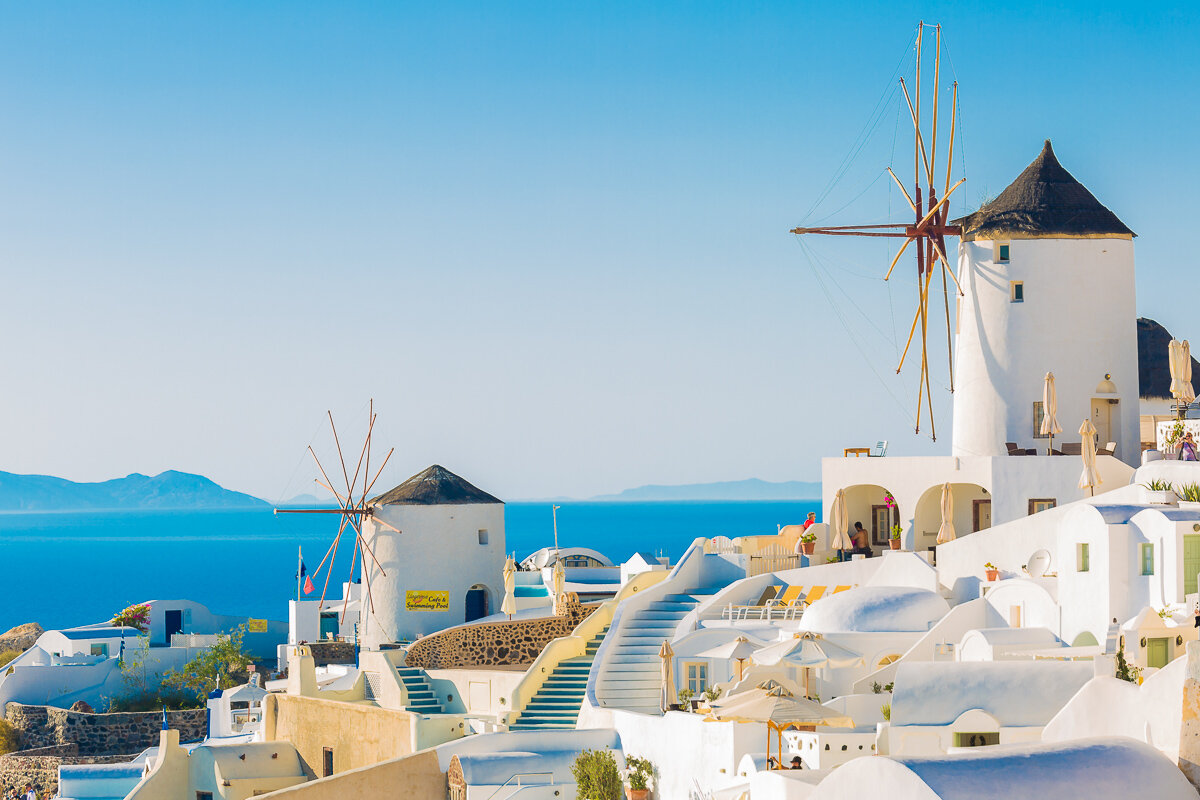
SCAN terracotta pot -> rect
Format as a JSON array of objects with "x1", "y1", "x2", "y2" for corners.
[
  {"x1": 889, "y1": 539, "x2": 901, "y2": 550},
  {"x1": 626, "y1": 789, "x2": 650, "y2": 800},
  {"x1": 801, "y1": 541, "x2": 816, "y2": 555},
  {"x1": 985, "y1": 569, "x2": 999, "y2": 582}
]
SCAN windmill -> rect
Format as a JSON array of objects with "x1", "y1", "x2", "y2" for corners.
[
  {"x1": 792, "y1": 22, "x2": 963, "y2": 440},
  {"x1": 275, "y1": 400, "x2": 397, "y2": 624}
]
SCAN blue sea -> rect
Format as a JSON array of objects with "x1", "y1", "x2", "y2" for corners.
[{"x1": 0, "y1": 501, "x2": 819, "y2": 633}]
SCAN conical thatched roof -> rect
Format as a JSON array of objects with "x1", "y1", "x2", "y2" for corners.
[
  {"x1": 1139, "y1": 318, "x2": 1200, "y2": 400},
  {"x1": 954, "y1": 140, "x2": 1133, "y2": 239},
  {"x1": 371, "y1": 465, "x2": 502, "y2": 506}
]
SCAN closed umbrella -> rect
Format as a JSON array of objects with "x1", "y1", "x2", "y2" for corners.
[
  {"x1": 1041, "y1": 372, "x2": 1062, "y2": 454},
  {"x1": 1079, "y1": 418, "x2": 1101, "y2": 496},
  {"x1": 551, "y1": 560, "x2": 566, "y2": 615},
  {"x1": 1184, "y1": 341, "x2": 1196, "y2": 405},
  {"x1": 501, "y1": 556, "x2": 517, "y2": 619},
  {"x1": 936, "y1": 482, "x2": 956, "y2": 544},
  {"x1": 830, "y1": 489, "x2": 853, "y2": 555},
  {"x1": 1171, "y1": 339, "x2": 1186, "y2": 401},
  {"x1": 659, "y1": 640, "x2": 677, "y2": 712}
]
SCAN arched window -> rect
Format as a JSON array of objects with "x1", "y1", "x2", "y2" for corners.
[{"x1": 877, "y1": 654, "x2": 901, "y2": 666}]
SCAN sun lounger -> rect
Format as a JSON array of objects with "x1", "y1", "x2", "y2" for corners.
[
  {"x1": 763, "y1": 585, "x2": 806, "y2": 620},
  {"x1": 803, "y1": 586, "x2": 827, "y2": 603},
  {"x1": 832, "y1": 585, "x2": 852, "y2": 594},
  {"x1": 723, "y1": 584, "x2": 782, "y2": 620}
]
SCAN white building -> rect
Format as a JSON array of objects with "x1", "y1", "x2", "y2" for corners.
[{"x1": 358, "y1": 465, "x2": 506, "y2": 648}]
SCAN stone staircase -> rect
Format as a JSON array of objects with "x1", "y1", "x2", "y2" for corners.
[
  {"x1": 396, "y1": 666, "x2": 444, "y2": 714},
  {"x1": 595, "y1": 591, "x2": 716, "y2": 715},
  {"x1": 509, "y1": 625, "x2": 610, "y2": 730}
]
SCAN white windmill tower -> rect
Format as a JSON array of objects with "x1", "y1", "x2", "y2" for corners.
[{"x1": 949, "y1": 141, "x2": 1139, "y2": 464}]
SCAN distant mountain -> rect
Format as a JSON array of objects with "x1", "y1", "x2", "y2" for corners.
[
  {"x1": 0, "y1": 470, "x2": 268, "y2": 511},
  {"x1": 281, "y1": 493, "x2": 336, "y2": 507},
  {"x1": 590, "y1": 478, "x2": 821, "y2": 502}
]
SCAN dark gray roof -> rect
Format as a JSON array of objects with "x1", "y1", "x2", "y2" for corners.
[
  {"x1": 370, "y1": 464, "x2": 503, "y2": 506},
  {"x1": 1139, "y1": 317, "x2": 1200, "y2": 399},
  {"x1": 954, "y1": 140, "x2": 1134, "y2": 239}
]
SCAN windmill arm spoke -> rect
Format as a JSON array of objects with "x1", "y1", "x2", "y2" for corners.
[
  {"x1": 883, "y1": 237, "x2": 915, "y2": 281},
  {"x1": 362, "y1": 448, "x2": 395, "y2": 499},
  {"x1": 886, "y1": 167, "x2": 918, "y2": 213}
]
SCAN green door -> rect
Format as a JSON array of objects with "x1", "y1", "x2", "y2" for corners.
[
  {"x1": 1186, "y1": 535, "x2": 1200, "y2": 596},
  {"x1": 1148, "y1": 637, "x2": 1170, "y2": 669}
]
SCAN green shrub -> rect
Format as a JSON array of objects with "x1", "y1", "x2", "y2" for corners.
[
  {"x1": 623, "y1": 755, "x2": 655, "y2": 792},
  {"x1": 0, "y1": 650, "x2": 21, "y2": 669},
  {"x1": 1115, "y1": 647, "x2": 1142, "y2": 684},
  {"x1": 881, "y1": 703, "x2": 891, "y2": 721},
  {"x1": 571, "y1": 748, "x2": 622, "y2": 800},
  {"x1": 1179, "y1": 483, "x2": 1200, "y2": 502},
  {"x1": 0, "y1": 718, "x2": 19, "y2": 754}
]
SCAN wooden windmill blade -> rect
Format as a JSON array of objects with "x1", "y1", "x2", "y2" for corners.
[{"x1": 791, "y1": 21, "x2": 964, "y2": 439}]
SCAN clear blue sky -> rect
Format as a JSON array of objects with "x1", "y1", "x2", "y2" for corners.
[{"x1": 0, "y1": 1, "x2": 1195, "y2": 500}]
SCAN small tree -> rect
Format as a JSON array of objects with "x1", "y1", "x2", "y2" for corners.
[
  {"x1": 571, "y1": 749, "x2": 622, "y2": 800},
  {"x1": 162, "y1": 626, "x2": 252, "y2": 700},
  {"x1": 0, "y1": 718, "x2": 18, "y2": 754},
  {"x1": 120, "y1": 635, "x2": 153, "y2": 695},
  {"x1": 112, "y1": 603, "x2": 151, "y2": 633}
]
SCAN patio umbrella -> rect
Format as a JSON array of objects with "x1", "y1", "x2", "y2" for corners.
[
  {"x1": 697, "y1": 636, "x2": 758, "y2": 682},
  {"x1": 830, "y1": 489, "x2": 853, "y2": 553},
  {"x1": 659, "y1": 640, "x2": 677, "y2": 712},
  {"x1": 751, "y1": 635, "x2": 864, "y2": 670},
  {"x1": 1079, "y1": 418, "x2": 1101, "y2": 496},
  {"x1": 1040, "y1": 372, "x2": 1062, "y2": 454},
  {"x1": 936, "y1": 482, "x2": 956, "y2": 544},
  {"x1": 551, "y1": 559, "x2": 566, "y2": 615},
  {"x1": 750, "y1": 634, "x2": 863, "y2": 699},
  {"x1": 501, "y1": 556, "x2": 517, "y2": 619},
  {"x1": 1171, "y1": 339, "x2": 1186, "y2": 400},
  {"x1": 707, "y1": 684, "x2": 853, "y2": 770}
]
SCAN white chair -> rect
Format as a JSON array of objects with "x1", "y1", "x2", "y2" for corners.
[{"x1": 870, "y1": 440, "x2": 888, "y2": 457}]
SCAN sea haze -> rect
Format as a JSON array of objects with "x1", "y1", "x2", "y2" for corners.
[{"x1": 0, "y1": 500, "x2": 818, "y2": 633}]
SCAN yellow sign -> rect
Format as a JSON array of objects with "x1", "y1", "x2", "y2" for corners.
[
  {"x1": 406, "y1": 590, "x2": 450, "y2": 611},
  {"x1": 247, "y1": 618, "x2": 268, "y2": 633}
]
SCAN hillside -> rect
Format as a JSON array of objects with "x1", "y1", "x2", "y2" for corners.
[
  {"x1": 590, "y1": 478, "x2": 821, "y2": 502},
  {"x1": 0, "y1": 470, "x2": 268, "y2": 511}
]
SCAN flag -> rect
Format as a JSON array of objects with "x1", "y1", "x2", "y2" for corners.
[{"x1": 298, "y1": 557, "x2": 315, "y2": 595}]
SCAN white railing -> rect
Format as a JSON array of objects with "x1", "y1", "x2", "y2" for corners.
[{"x1": 485, "y1": 772, "x2": 554, "y2": 800}]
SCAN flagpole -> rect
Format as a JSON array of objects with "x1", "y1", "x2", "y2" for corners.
[{"x1": 297, "y1": 546, "x2": 302, "y2": 603}]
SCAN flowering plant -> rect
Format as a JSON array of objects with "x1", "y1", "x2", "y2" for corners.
[
  {"x1": 801, "y1": 530, "x2": 817, "y2": 544},
  {"x1": 883, "y1": 491, "x2": 896, "y2": 508},
  {"x1": 984, "y1": 562, "x2": 997, "y2": 571},
  {"x1": 111, "y1": 603, "x2": 151, "y2": 633}
]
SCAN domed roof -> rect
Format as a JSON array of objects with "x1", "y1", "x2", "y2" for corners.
[
  {"x1": 954, "y1": 140, "x2": 1133, "y2": 239},
  {"x1": 799, "y1": 586, "x2": 949, "y2": 633}
]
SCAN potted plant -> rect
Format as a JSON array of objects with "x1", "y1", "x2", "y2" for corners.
[
  {"x1": 1164, "y1": 420, "x2": 1186, "y2": 456},
  {"x1": 1178, "y1": 483, "x2": 1200, "y2": 510},
  {"x1": 622, "y1": 756, "x2": 655, "y2": 800},
  {"x1": 889, "y1": 524, "x2": 902, "y2": 550},
  {"x1": 572, "y1": 748, "x2": 623, "y2": 800},
  {"x1": 1142, "y1": 479, "x2": 1177, "y2": 505},
  {"x1": 800, "y1": 529, "x2": 817, "y2": 555},
  {"x1": 984, "y1": 562, "x2": 999, "y2": 582}
]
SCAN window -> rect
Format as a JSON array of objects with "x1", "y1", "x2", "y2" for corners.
[
  {"x1": 684, "y1": 662, "x2": 708, "y2": 695},
  {"x1": 197, "y1": 793, "x2": 214, "y2": 800},
  {"x1": 1141, "y1": 543, "x2": 1155, "y2": 576},
  {"x1": 876, "y1": 654, "x2": 901, "y2": 666},
  {"x1": 1077, "y1": 543, "x2": 1090, "y2": 572},
  {"x1": 90, "y1": 643, "x2": 109, "y2": 657},
  {"x1": 477, "y1": 529, "x2": 488, "y2": 545},
  {"x1": 996, "y1": 242, "x2": 1010, "y2": 263},
  {"x1": 1029, "y1": 498, "x2": 1056, "y2": 514},
  {"x1": 322, "y1": 747, "x2": 334, "y2": 777},
  {"x1": 1033, "y1": 402, "x2": 1048, "y2": 438},
  {"x1": 953, "y1": 732, "x2": 999, "y2": 747},
  {"x1": 1010, "y1": 280, "x2": 1024, "y2": 302}
]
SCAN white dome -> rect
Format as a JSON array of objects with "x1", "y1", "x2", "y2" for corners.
[{"x1": 799, "y1": 586, "x2": 949, "y2": 633}]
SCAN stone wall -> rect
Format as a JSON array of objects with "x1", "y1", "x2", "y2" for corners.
[
  {"x1": 0, "y1": 749, "x2": 133, "y2": 795},
  {"x1": 5, "y1": 703, "x2": 206, "y2": 756},
  {"x1": 308, "y1": 641, "x2": 355, "y2": 666},
  {"x1": 403, "y1": 596, "x2": 597, "y2": 669}
]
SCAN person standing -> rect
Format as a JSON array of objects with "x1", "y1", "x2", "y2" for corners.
[{"x1": 802, "y1": 512, "x2": 817, "y2": 530}]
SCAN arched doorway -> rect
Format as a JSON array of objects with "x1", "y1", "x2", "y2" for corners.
[
  {"x1": 835, "y1": 485, "x2": 900, "y2": 548},
  {"x1": 465, "y1": 585, "x2": 490, "y2": 622},
  {"x1": 913, "y1": 483, "x2": 990, "y2": 552}
]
